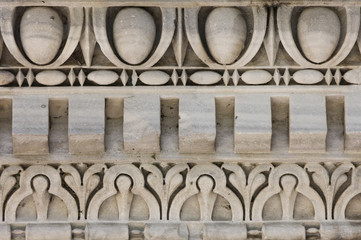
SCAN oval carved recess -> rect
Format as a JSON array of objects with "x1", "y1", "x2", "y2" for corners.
[
  {"x1": 205, "y1": 7, "x2": 247, "y2": 65},
  {"x1": 113, "y1": 8, "x2": 156, "y2": 65},
  {"x1": 278, "y1": 5, "x2": 360, "y2": 67},
  {"x1": 0, "y1": 6, "x2": 83, "y2": 68},
  {"x1": 297, "y1": 7, "x2": 341, "y2": 64},
  {"x1": 20, "y1": 7, "x2": 64, "y2": 65},
  {"x1": 184, "y1": 6, "x2": 267, "y2": 68},
  {"x1": 93, "y1": 7, "x2": 175, "y2": 69}
]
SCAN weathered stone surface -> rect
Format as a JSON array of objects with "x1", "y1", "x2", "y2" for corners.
[
  {"x1": 297, "y1": 7, "x2": 340, "y2": 63},
  {"x1": 0, "y1": 225, "x2": 10, "y2": 240},
  {"x1": 189, "y1": 71, "x2": 222, "y2": 85},
  {"x1": 293, "y1": 69, "x2": 323, "y2": 84},
  {"x1": 123, "y1": 95, "x2": 160, "y2": 153},
  {"x1": 179, "y1": 95, "x2": 216, "y2": 153},
  {"x1": 289, "y1": 94, "x2": 327, "y2": 152},
  {"x1": 68, "y1": 96, "x2": 105, "y2": 154},
  {"x1": 234, "y1": 94, "x2": 272, "y2": 153},
  {"x1": 20, "y1": 7, "x2": 63, "y2": 65},
  {"x1": 144, "y1": 223, "x2": 188, "y2": 240},
  {"x1": 241, "y1": 70, "x2": 272, "y2": 85},
  {"x1": 85, "y1": 223, "x2": 128, "y2": 240},
  {"x1": 12, "y1": 96, "x2": 49, "y2": 155},
  {"x1": 345, "y1": 94, "x2": 361, "y2": 152},
  {"x1": 203, "y1": 223, "x2": 247, "y2": 240},
  {"x1": 26, "y1": 224, "x2": 71, "y2": 240},
  {"x1": 320, "y1": 222, "x2": 361, "y2": 240},
  {"x1": 139, "y1": 71, "x2": 170, "y2": 85},
  {"x1": 344, "y1": 67, "x2": 361, "y2": 84},
  {"x1": 87, "y1": 70, "x2": 119, "y2": 85},
  {"x1": 36, "y1": 70, "x2": 66, "y2": 86},
  {"x1": 113, "y1": 7, "x2": 156, "y2": 65},
  {"x1": 262, "y1": 223, "x2": 305, "y2": 240},
  {"x1": 0, "y1": 71, "x2": 14, "y2": 86},
  {"x1": 205, "y1": 7, "x2": 247, "y2": 64}
]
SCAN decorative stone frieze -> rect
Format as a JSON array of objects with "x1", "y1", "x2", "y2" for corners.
[{"x1": 1, "y1": 0, "x2": 361, "y2": 239}]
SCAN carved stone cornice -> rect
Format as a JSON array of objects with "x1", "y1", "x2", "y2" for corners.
[{"x1": 0, "y1": 1, "x2": 360, "y2": 239}]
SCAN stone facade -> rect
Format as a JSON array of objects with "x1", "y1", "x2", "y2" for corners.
[{"x1": 0, "y1": 0, "x2": 360, "y2": 239}]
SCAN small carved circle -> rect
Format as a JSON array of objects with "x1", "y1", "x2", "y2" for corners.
[{"x1": 197, "y1": 175, "x2": 214, "y2": 193}]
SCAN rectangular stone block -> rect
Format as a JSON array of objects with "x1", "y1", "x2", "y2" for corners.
[
  {"x1": 262, "y1": 223, "x2": 305, "y2": 240},
  {"x1": 0, "y1": 224, "x2": 10, "y2": 240},
  {"x1": 179, "y1": 95, "x2": 216, "y2": 153},
  {"x1": 85, "y1": 223, "x2": 128, "y2": 240},
  {"x1": 234, "y1": 94, "x2": 272, "y2": 153},
  {"x1": 289, "y1": 94, "x2": 327, "y2": 152},
  {"x1": 68, "y1": 96, "x2": 105, "y2": 154},
  {"x1": 26, "y1": 223, "x2": 71, "y2": 240},
  {"x1": 123, "y1": 95, "x2": 160, "y2": 153},
  {"x1": 345, "y1": 94, "x2": 361, "y2": 152},
  {"x1": 12, "y1": 96, "x2": 49, "y2": 155},
  {"x1": 144, "y1": 223, "x2": 188, "y2": 240}
]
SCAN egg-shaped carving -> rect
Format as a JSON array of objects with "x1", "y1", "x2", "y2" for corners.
[
  {"x1": 205, "y1": 7, "x2": 247, "y2": 65},
  {"x1": 113, "y1": 8, "x2": 156, "y2": 65},
  {"x1": 20, "y1": 7, "x2": 64, "y2": 65},
  {"x1": 297, "y1": 7, "x2": 341, "y2": 64}
]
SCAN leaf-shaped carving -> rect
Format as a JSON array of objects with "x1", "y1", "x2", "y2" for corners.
[
  {"x1": 165, "y1": 164, "x2": 189, "y2": 200},
  {"x1": 85, "y1": 174, "x2": 100, "y2": 200},
  {"x1": 334, "y1": 174, "x2": 347, "y2": 197},
  {"x1": 305, "y1": 164, "x2": 329, "y2": 195},
  {"x1": 147, "y1": 172, "x2": 163, "y2": 197},
  {"x1": 140, "y1": 164, "x2": 163, "y2": 198},
  {"x1": 167, "y1": 173, "x2": 183, "y2": 200},
  {"x1": 64, "y1": 174, "x2": 77, "y2": 191},
  {"x1": 306, "y1": 163, "x2": 353, "y2": 220},
  {"x1": 2, "y1": 177, "x2": 16, "y2": 199},
  {"x1": 250, "y1": 174, "x2": 266, "y2": 198}
]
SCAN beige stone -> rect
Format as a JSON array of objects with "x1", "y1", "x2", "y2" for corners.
[
  {"x1": 87, "y1": 70, "x2": 119, "y2": 85},
  {"x1": 26, "y1": 223, "x2": 72, "y2": 240},
  {"x1": 12, "y1": 96, "x2": 49, "y2": 155},
  {"x1": 344, "y1": 94, "x2": 361, "y2": 152},
  {"x1": 20, "y1": 7, "x2": 63, "y2": 65},
  {"x1": 68, "y1": 96, "x2": 105, "y2": 154},
  {"x1": 123, "y1": 95, "x2": 160, "y2": 153},
  {"x1": 36, "y1": 70, "x2": 67, "y2": 86},
  {"x1": 203, "y1": 223, "x2": 247, "y2": 240},
  {"x1": 234, "y1": 94, "x2": 272, "y2": 153},
  {"x1": 144, "y1": 223, "x2": 188, "y2": 240},
  {"x1": 262, "y1": 223, "x2": 305, "y2": 240},
  {"x1": 85, "y1": 223, "x2": 128, "y2": 240},
  {"x1": 205, "y1": 7, "x2": 247, "y2": 64},
  {"x1": 179, "y1": 95, "x2": 216, "y2": 153},
  {"x1": 289, "y1": 94, "x2": 327, "y2": 152},
  {"x1": 297, "y1": 7, "x2": 340, "y2": 63},
  {"x1": 113, "y1": 7, "x2": 156, "y2": 65}
]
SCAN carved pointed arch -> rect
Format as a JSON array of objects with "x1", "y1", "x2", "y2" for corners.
[
  {"x1": 169, "y1": 163, "x2": 243, "y2": 221},
  {"x1": 87, "y1": 164, "x2": 160, "y2": 220},
  {"x1": 252, "y1": 163, "x2": 325, "y2": 221},
  {"x1": 5, "y1": 165, "x2": 78, "y2": 221}
]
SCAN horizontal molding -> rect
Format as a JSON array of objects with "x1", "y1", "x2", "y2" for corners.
[{"x1": 0, "y1": 1, "x2": 360, "y2": 7}]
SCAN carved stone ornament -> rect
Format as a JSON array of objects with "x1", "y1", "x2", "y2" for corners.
[{"x1": 1, "y1": 0, "x2": 361, "y2": 239}]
